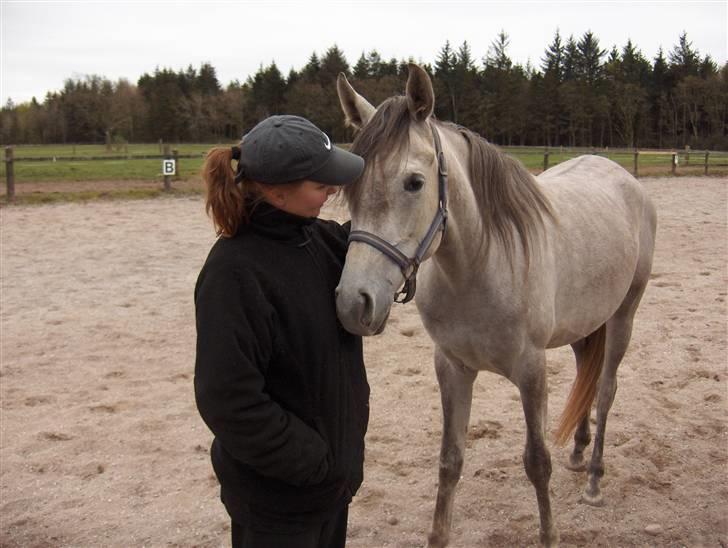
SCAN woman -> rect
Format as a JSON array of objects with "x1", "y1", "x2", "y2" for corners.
[{"x1": 194, "y1": 115, "x2": 370, "y2": 548}]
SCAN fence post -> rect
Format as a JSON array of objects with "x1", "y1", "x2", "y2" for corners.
[
  {"x1": 163, "y1": 144, "x2": 172, "y2": 191},
  {"x1": 5, "y1": 146, "x2": 15, "y2": 201},
  {"x1": 704, "y1": 151, "x2": 710, "y2": 175},
  {"x1": 543, "y1": 150, "x2": 549, "y2": 172},
  {"x1": 172, "y1": 149, "x2": 179, "y2": 180},
  {"x1": 633, "y1": 151, "x2": 639, "y2": 178},
  {"x1": 672, "y1": 153, "x2": 677, "y2": 175}
]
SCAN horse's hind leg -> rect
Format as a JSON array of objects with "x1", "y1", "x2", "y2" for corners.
[
  {"x1": 518, "y1": 350, "x2": 559, "y2": 547},
  {"x1": 427, "y1": 348, "x2": 476, "y2": 548},
  {"x1": 582, "y1": 282, "x2": 647, "y2": 506},
  {"x1": 565, "y1": 339, "x2": 592, "y2": 472}
]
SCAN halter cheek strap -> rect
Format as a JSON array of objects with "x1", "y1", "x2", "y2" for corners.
[{"x1": 348, "y1": 123, "x2": 448, "y2": 304}]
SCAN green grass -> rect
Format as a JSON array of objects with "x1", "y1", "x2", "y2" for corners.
[
  {"x1": 504, "y1": 147, "x2": 728, "y2": 173},
  {"x1": 1, "y1": 157, "x2": 206, "y2": 182},
  {"x1": 9, "y1": 142, "x2": 230, "y2": 158},
  {"x1": 1, "y1": 142, "x2": 232, "y2": 182},
  {"x1": 1, "y1": 143, "x2": 726, "y2": 184}
]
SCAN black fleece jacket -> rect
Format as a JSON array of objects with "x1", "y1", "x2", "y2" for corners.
[{"x1": 194, "y1": 202, "x2": 369, "y2": 521}]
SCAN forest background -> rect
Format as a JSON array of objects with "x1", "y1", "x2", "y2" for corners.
[{"x1": 1, "y1": 30, "x2": 726, "y2": 151}]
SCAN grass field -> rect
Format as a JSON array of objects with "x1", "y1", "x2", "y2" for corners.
[
  {"x1": 6, "y1": 143, "x2": 218, "y2": 158},
  {"x1": 1, "y1": 143, "x2": 726, "y2": 204}
]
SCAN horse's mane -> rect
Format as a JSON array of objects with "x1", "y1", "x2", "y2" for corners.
[
  {"x1": 447, "y1": 122, "x2": 554, "y2": 263},
  {"x1": 344, "y1": 96, "x2": 554, "y2": 263},
  {"x1": 344, "y1": 96, "x2": 412, "y2": 206}
]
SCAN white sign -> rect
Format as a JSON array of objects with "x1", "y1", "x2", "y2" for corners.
[{"x1": 162, "y1": 159, "x2": 176, "y2": 176}]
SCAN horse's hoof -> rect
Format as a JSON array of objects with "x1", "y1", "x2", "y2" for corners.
[
  {"x1": 580, "y1": 490, "x2": 605, "y2": 507},
  {"x1": 564, "y1": 457, "x2": 586, "y2": 472},
  {"x1": 540, "y1": 528, "x2": 560, "y2": 547},
  {"x1": 427, "y1": 531, "x2": 448, "y2": 548}
]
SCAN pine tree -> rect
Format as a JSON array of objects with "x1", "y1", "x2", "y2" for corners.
[
  {"x1": 575, "y1": 31, "x2": 606, "y2": 86},
  {"x1": 247, "y1": 62, "x2": 287, "y2": 121},
  {"x1": 699, "y1": 55, "x2": 719, "y2": 78},
  {"x1": 301, "y1": 52, "x2": 321, "y2": 83},
  {"x1": 197, "y1": 63, "x2": 222, "y2": 95},
  {"x1": 485, "y1": 30, "x2": 512, "y2": 70},
  {"x1": 366, "y1": 50, "x2": 384, "y2": 78},
  {"x1": 320, "y1": 45, "x2": 350, "y2": 85},
  {"x1": 454, "y1": 41, "x2": 480, "y2": 129},
  {"x1": 562, "y1": 36, "x2": 579, "y2": 81},
  {"x1": 353, "y1": 53, "x2": 370, "y2": 79},
  {"x1": 434, "y1": 41, "x2": 457, "y2": 120},
  {"x1": 541, "y1": 29, "x2": 564, "y2": 82},
  {"x1": 669, "y1": 32, "x2": 700, "y2": 79}
]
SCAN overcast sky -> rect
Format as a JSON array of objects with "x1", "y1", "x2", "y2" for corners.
[{"x1": 1, "y1": 0, "x2": 726, "y2": 105}]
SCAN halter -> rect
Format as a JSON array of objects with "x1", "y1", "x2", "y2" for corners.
[{"x1": 348, "y1": 123, "x2": 449, "y2": 304}]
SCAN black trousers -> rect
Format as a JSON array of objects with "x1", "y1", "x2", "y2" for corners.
[{"x1": 231, "y1": 504, "x2": 348, "y2": 548}]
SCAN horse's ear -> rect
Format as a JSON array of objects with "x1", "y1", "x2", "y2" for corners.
[
  {"x1": 337, "y1": 73, "x2": 375, "y2": 131},
  {"x1": 406, "y1": 63, "x2": 434, "y2": 122}
]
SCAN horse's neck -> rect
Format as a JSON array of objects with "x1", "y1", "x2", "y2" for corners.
[
  {"x1": 430, "y1": 133, "x2": 499, "y2": 283},
  {"x1": 429, "y1": 130, "x2": 527, "y2": 290}
]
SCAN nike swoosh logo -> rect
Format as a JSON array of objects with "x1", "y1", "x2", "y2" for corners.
[{"x1": 323, "y1": 133, "x2": 331, "y2": 150}]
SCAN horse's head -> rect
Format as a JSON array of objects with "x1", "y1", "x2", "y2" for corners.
[{"x1": 335, "y1": 64, "x2": 447, "y2": 336}]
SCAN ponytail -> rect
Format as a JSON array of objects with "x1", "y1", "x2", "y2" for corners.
[{"x1": 202, "y1": 146, "x2": 256, "y2": 237}]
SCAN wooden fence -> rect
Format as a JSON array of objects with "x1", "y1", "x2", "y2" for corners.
[
  {"x1": 540, "y1": 149, "x2": 720, "y2": 178},
  {"x1": 3, "y1": 145, "x2": 727, "y2": 202},
  {"x1": 2, "y1": 145, "x2": 204, "y2": 201}
]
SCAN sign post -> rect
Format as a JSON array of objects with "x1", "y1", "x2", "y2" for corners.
[
  {"x1": 163, "y1": 145, "x2": 175, "y2": 191},
  {"x1": 5, "y1": 146, "x2": 15, "y2": 201}
]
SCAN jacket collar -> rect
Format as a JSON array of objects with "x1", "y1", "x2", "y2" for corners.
[{"x1": 244, "y1": 200, "x2": 316, "y2": 245}]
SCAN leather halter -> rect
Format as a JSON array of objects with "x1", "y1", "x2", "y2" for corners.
[{"x1": 348, "y1": 123, "x2": 449, "y2": 304}]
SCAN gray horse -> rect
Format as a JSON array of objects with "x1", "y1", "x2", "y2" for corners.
[{"x1": 335, "y1": 64, "x2": 657, "y2": 547}]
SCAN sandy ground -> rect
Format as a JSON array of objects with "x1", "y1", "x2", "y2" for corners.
[
  {"x1": 1, "y1": 176, "x2": 726, "y2": 547},
  {"x1": 2, "y1": 179, "x2": 202, "y2": 196}
]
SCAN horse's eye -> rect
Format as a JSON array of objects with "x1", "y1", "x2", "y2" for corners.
[{"x1": 404, "y1": 175, "x2": 425, "y2": 192}]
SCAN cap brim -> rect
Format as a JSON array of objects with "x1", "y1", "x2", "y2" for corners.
[{"x1": 307, "y1": 146, "x2": 365, "y2": 186}]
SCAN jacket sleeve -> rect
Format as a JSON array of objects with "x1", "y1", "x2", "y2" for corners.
[{"x1": 194, "y1": 256, "x2": 329, "y2": 486}]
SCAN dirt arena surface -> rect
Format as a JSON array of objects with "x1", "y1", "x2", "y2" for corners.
[{"x1": 1, "y1": 176, "x2": 726, "y2": 547}]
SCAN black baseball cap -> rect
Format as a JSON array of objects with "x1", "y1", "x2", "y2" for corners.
[{"x1": 235, "y1": 115, "x2": 364, "y2": 185}]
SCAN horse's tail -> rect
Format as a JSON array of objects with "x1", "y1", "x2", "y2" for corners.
[{"x1": 553, "y1": 324, "x2": 606, "y2": 446}]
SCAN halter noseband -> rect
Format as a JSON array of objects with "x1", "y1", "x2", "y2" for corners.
[{"x1": 348, "y1": 123, "x2": 449, "y2": 304}]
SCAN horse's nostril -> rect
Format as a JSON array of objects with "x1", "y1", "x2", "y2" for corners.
[{"x1": 359, "y1": 290, "x2": 374, "y2": 327}]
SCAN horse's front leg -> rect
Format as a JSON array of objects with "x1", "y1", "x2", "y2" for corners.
[
  {"x1": 518, "y1": 350, "x2": 559, "y2": 547},
  {"x1": 427, "y1": 348, "x2": 476, "y2": 548}
]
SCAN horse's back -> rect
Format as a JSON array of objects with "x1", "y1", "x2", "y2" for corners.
[
  {"x1": 538, "y1": 155, "x2": 652, "y2": 228},
  {"x1": 535, "y1": 155, "x2": 656, "y2": 346}
]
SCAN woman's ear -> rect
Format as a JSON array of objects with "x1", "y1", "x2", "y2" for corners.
[{"x1": 257, "y1": 184, "x2": 287, "y2": 207}]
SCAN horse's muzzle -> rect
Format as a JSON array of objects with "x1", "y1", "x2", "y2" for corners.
[{"x1": 335, "y1": 283, "x2": 391, "y2": 336}]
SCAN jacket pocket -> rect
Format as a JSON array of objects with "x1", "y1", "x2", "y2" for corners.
[{"x1": 312, "y1": 416, "x2": 338, "y2": 483}]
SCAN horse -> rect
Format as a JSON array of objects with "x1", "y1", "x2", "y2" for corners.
[{"x1": 334, "y1": 64, "x2": 657, "y2": 547}]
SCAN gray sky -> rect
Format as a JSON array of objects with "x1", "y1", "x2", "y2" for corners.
[{"x1": 1, "y1": 0, "x2": 726, "y2": 105}]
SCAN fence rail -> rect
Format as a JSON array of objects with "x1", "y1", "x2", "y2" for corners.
[
  {"x1": 3, "y1": 144, "x2": 727, "y2": 202},
  {"x1": 12, "y1": 153, "x2": 204, "y2": 162}
]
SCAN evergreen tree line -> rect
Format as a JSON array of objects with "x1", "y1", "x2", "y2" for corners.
[{"x1": 2, "y1": 31, "x2": 726, "y2": 150}]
